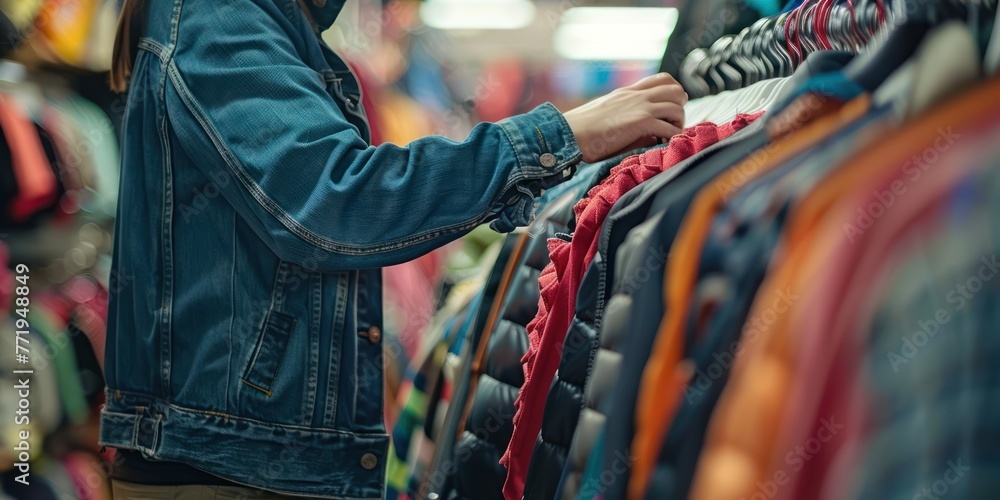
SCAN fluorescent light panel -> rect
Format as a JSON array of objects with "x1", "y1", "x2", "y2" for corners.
[{"x1": 554, "y1": 7, "x2": 679, "y2": 61}]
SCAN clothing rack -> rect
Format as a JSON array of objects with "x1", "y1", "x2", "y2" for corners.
[
  {"x1": 388, "y1": 4, "x2": 1000, "y2": 499},
  {"x1": 679, "y1": 0, "x2": 999, "y2": 97}
]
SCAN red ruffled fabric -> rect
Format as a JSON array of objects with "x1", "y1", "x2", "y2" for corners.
[{"x1": 501, "y1": 113, "x2": 763, "y2": 500}]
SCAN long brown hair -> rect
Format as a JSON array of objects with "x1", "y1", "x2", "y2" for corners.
[{"x1": 110, "y1": 0, "x2": 147, "y2": 93}]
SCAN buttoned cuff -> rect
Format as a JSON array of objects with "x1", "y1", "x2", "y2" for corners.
[{"x1": 491, "y1": 102, "x2": 583, "y2": 232}]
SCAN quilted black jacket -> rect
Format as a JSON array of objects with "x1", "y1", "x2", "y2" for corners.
[{"x1": 446, "y1": 190, "x2": 581, "y2": 500}]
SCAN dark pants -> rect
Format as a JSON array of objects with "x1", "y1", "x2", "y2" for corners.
[{"x1": 111, "y1": 480, "x2": 311, "y2": 499}]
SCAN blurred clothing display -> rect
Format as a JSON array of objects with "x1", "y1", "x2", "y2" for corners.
[
  {"x1": 31, "y1": 0, "x2": 117, "y2": 71},
  {"x1": 401, "y1": 5, "x2": 1000, "y2": 500}
]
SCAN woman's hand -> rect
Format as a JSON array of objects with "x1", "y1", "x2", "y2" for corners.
[{"x1": 563, "y1": 72, "x2": 688, "y2": 164}]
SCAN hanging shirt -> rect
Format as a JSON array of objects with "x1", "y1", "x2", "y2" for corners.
[
  {"x1": 501, "y1": 113, "x2": 761, "y2": 500},
  {"x1": 629, "y1": 93, "x2": 872, "y2": 498},
  {"x1": 689, "y1": 74, "x2": 1000, "y2": 500}
]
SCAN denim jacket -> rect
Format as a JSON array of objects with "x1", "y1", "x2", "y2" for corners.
[{"x1": 99, "y1": 0, "x2": 581, "y2": 498}]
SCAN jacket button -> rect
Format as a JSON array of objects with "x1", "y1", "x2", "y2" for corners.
[
  {"x1": 360, "y1": 453, "x2": 378, "y2": 470},
  {"x1": 539, "y1": 153, "x2": 557, "y2": 168},
  {"x1": 359, "y1": 326, "x2": 381, "y2": 344}
]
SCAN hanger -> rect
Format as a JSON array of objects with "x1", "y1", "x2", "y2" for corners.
[
  {"x1": 748, "y1": 22, "x2": 777, "y2": 80},
  {"x1": 845, "y1": 0, "x2": 995, "y2": 93},
  {"x1": 676, "y1": 0, "x2": 995, "y2": 98},
  {"x1": 784, "y1": 6, "x2": 803, "y2": 64},
  {"x1": 710, "y1": 36, "x2": 744, "y2": 91},
  {"x1": 799, "y1": 0, "x2": 824, "y2": 55},
  {"x1": 846, "y1": 19, "x2": 932, "y2": 91},
  {"x1": 729, "y1": 28, "x2": 760, "y2": 85},
  {"x1": 679, "y1": 49, "x2": 712, "y2": 99},
  {"x1": 773, "y1": 13, "x2": 796, "y2": 76},
  {"x1": 698, "y1": 44, "x2": 725, "y2": 94}
]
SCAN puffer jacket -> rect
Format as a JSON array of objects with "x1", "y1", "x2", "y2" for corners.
[
  {"x1": 561, "y1": 212, "x2": 664, "y2": 499},
  {"x1": 523, "y1": 156, "x2": 684, "y2": 500},
  {"x1": 430, "y1": 152, "x2": 627, "y2": 500},
  {"x1": 445, "y1": 189, "x2": 581, "y2": 500},
  {"x1": 422, "y1": 234, "x2": 522, "y2": 499},
  {"x1": 523, "y1": 255, "x2": 602, "y2": 500},
  {"x1": 523, "y1": 114, "x2": 764, "y2": 500}
]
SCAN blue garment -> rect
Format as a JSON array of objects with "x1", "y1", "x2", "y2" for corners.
[
  {"x1": 645, "y1": 104, "x2": 890, "y2": 500},
  {"x1": 99, "y1": 1, "x2": 580, "y2": 498},
  {"x1": 781, "y1": 0, "x2": 804, "y2": 13},
  {"x1": 857, "y1": 165, "x2": 1000, "y2": 500},
  {"x1": 745, "y1": 0, "x2": 782, "y2": 16}
]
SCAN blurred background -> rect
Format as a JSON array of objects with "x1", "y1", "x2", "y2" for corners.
[{"x1": 0, "y1": 0, "x2": 775, "y2": 498}]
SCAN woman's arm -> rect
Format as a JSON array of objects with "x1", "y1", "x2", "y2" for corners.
[{"x1": 163, "y1": 0, "x2": 684, "y2": 272}]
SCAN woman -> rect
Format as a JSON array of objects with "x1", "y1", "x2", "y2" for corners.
[{"x1": 102, "y1": 0, "x2": 687, "y2": 498}]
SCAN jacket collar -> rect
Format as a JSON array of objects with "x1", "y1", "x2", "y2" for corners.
[{"x1": 299, "y1": 0, "x2": 347, "y2": 31}]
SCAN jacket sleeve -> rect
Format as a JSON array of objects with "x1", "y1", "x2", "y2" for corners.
[{"x1": 163, "y1": 2, "x2": 580, "y2": 272}]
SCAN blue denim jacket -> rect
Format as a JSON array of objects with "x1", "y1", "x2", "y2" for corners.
[{"x1": 99, "y1": 1, "x2": 581, "y2": 498}]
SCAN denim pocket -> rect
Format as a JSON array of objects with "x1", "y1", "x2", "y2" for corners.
[{"x1": 241, "y1": 310, "x2": 297, "y2": 397}]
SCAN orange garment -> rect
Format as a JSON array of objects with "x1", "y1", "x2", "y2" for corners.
[
  {"x1": 689, "y1": 75, "x2": 1000, "y2": 500},
  {"x1": 628, "y1": 95, "x2": 872, "y2": 499},
  {"x1": 35, "y1": 0, "x2": 99, "y2": 66},
  {"x1": 773, "y1": 119, "x2": 987, "y2": 500}
]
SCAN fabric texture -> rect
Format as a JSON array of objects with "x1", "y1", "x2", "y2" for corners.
[
  {"x1": 629, "y1": 94, "x2": 871, "y2": 497},
  {"x1": 501, "y1": 114, "x2": 760, "y2": 500},
  {"x1": 101, "y1": 0, "x2": 581, "y2": 497},
  {"x1": 432, "y1": 156, "x2": 621, "y2": 500},
  {"x1": 690, "y1": 75, "x2": 1000, "y2": 500}
]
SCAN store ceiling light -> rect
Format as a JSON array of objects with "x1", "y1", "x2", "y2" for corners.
[
  {"x1": 554, "y1": 7, "x2": 679, "y2": 61},
  {"x1": 420, "y1": 0, "x2": 536, "y2": 30}
]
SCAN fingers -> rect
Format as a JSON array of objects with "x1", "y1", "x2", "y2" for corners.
[
  {"x1": 644, "y1": 119, "x2": 684, "y2": 141},
  {"x1": 648, "y1": 102, "x2": 685, "y2": 128},
  {"x1": 646, "y1": 83, "x2": 689, "y2": 106},
  {"x1": 630, "y1": 72, "x2": 678, "y2": 90}
]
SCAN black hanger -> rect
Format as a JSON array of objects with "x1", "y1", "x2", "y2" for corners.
[
  {"x1": 710, "y1": 36, "x2": 745, "y2": 91},
  {"x1": 844, "y1": 0, "x2": 994, "y2": 91},
  {"x1": 772, "y1": 13, "x2": 796, "y2": 77},
  {"x1": 728, "y1": 28, "x2": 759, "y2": 85},
  {"x1": 745, "y1": 20, "x2": 776, "y2": 81},
  {"x1": 679, "y1": 48, "x2": 712, "y2": 98}
]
